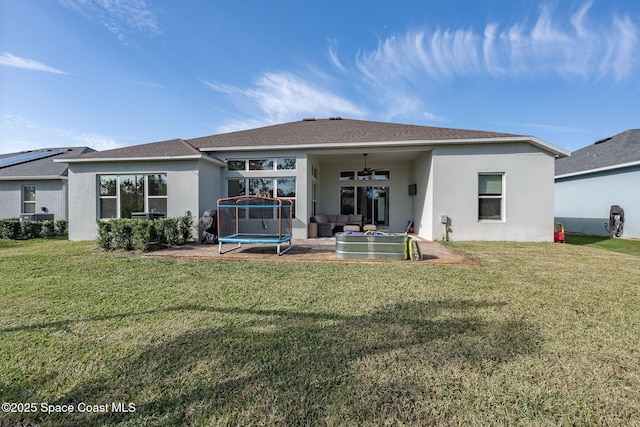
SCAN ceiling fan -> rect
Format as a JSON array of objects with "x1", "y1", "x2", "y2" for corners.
[{"x1": 359, "y1": 153, "x2": 384, "y2": 177}]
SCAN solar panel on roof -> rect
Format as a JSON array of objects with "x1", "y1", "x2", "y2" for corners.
[{"x1": 0, "y1": 150, "x2": 64, "y2": 169}]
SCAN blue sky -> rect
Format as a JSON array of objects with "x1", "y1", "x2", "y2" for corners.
[{"x1": 1, "y1": 0, "x2": 638, "y2": 155}]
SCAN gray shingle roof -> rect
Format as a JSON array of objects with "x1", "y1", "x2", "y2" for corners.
[
  {"x1": 67, "y1": 139, "x2": 201, "y2": 160},
  {"x1": 0, "y1": 147, "x2": 95, "y2": 178},
  {"x1": 555, "y1": 129, "x2": 640, "y2": 176},
  {"x1": 60, "y1": 118, "x2": 565, "y2": 162},
  {"x1": 188, "y1": 118, "x2": 521, "y2": 149}
]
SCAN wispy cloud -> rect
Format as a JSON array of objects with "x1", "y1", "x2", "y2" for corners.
[
  {"x1": 351, "y1": 2, "x2": 638, "y2": 84},
  {"x1": 59, "y1": 0, "x2": 160, "y2": 41},
  {"x1": 327, "y1": 38, "x2": 348, "y2": 73},
  {"x1": 203, "y1": 72, "x2": 366, "y2": 132},
  {"x1": 0, "y1": 52, "x2": 67, "y2": 74},
  {"x1": 0, "y1": 114, "x2": 123, "y2": 153},
  {"x1": 131, "y1": 80, "x2": 172, "y2": 90}
]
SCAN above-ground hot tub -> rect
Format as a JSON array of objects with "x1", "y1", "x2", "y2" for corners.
[{"x1": 335, "y1": 232, "x2": 408, "y2": 260}]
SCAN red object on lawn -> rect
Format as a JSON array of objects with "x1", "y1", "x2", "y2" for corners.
[{"x1": 554, "y1": 221, "x2": 565, "y2": 243}]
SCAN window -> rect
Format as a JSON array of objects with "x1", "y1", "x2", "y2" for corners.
[
  {"x1": 147, "y1": 174, "x2": 168, "y2": 214},
  {"x1": 249, "y1": 178, "x2": 274, "y2": 196},
  {"x1": 312, "y1": 181, "x2": 318, "y2": 216},
  {"x1": 227, "y1": 160, "x2": 246, "y2": 171},
  {"x1": 340, "y1": 186, "x2": 355, "y2": 214},
  {"x1": 478, "y1": 174, "x2": 503, "y2": 220},
  {"x1": 340, "y1": 171, "x2": 355, "y2": 181},
  {"x1": 99, "y1": 175, "x2": 117, "y2": 218},
  {"x1": 249, "y1": 159, "x2": 274, "y2": 170},
  {"x1": 22, "y1": 185, "x2": 36, "y2": 214},
  {"x1": 227, "y1": 178, "x2": 246, "y2": 196},
  {"x1": 341, "y1": 170, "x2": 390, "y2": 181},
  {"x1": 227, "y1": 177, "x2": 296, "y2": 218},
  {"x1": 228, "y1": 157, "x2": 296, "y2": 171},
  {"x1": 277, "y1": 158, "x2": 296, "y2": 170},
  {"x1": 98, "y1": 174, "x2": 167, "y2": 219}
]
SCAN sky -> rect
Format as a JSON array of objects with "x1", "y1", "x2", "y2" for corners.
[{"x1": 1, "y1": 0, "x2": 639, "y2": 155}]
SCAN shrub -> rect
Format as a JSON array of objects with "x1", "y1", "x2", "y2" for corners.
[
  {"x1": 96, "y1": 221, "x2": 113, "y2": 250},
  {"x1": 41, "y1": 220, "x2": 57, "y2": 239},
  {"x1": 0, "y1": 219, "x2": 21, "y2": 240},
  {"x1": 178, "y1": 215, "x2": 193, "y2": 245},
  {"x1": 55, "y1": 220, "x2": 68, "y2": 236},
  {"x1": 110, "y1": 219, "x2": 133, "y2": 251},
  {"x1": 95, "y1": 216, "x2": 191, "y2": 252},
  {"x1": 0, "y1": 218, "x2": 68, "y2": 240},
  {"x1": 153, "y1": 219, "x2": 168, "y2": 246},
  {"x1": 160, "y1": 218, "x2": 180, "y2": 246},
  {"x1": 22, "y1": 221, "x2": 43, "y2": 240},
  {"x1": 131, "y1": 219, "x2": 157, "y2": 252}
]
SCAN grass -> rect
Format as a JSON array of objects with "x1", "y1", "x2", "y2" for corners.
[
  {"x1": 565, "y1": 232, "x2": 640, "y2": 257},
  {"x1": 0, "y1": 238, "x2": 638, "y2": 426}
]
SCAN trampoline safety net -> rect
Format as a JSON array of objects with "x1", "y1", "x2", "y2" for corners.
[{"x1": 217, "y1": 195, "x2": 293, "y2": 240}]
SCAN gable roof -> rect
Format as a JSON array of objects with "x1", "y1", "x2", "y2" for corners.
[
  {"x1": 0, "y1": 147, "x2": 95, "y2": 179},
  {"x1": 555, "y1": 129, "x2": 640, "y2": 177}
]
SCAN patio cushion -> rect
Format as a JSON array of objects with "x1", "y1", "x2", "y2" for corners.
[
  {"x1": 311, "y1": 214, "x2": 328, "y2": 224},
  {"x1": 327, "y1": 214, "x2": 337, "y2": 223},
  {"x1": 336, "y1": 215, "x2": 349, "y2": 225},
  {"x1": 348, "y1": 214, "x2": 362, "y2": 224}
]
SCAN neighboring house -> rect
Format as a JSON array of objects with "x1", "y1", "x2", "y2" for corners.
[
  {"x1": 0, "y1": 147, "x2": 95, "y2": 221},
  {"x1": 555, "y1": 129, "x2": 640, "y2": 238},
  {"x1": 59, "y1": 118, "x2": 568, "y2": 242}
]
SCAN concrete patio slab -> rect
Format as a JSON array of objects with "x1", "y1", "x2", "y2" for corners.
[{"x1": 143, "y1": 237, "x2": 473, "y2": 264}]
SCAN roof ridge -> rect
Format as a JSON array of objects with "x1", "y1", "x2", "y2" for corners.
[{"x1": 177, "y1": 138, "x2": 201, "y2": 154}]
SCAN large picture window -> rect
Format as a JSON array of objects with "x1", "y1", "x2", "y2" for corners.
[
  {"x1": 98, "y1": 174, "x2": 167, "y2": 219},
  {"x1": 478, "y1": 174, "x2": 503, "y2": 220}
]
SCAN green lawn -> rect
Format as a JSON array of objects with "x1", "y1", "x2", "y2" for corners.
[{"x1": 1, "y1": 238, "x2": 638, "y2": 426}]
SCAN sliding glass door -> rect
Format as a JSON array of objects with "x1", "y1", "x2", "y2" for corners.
[{"x1": 341, "y1": 185, "x2": 389, "y2": 228}]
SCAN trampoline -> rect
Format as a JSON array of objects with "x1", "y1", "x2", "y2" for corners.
[{"x1": 217, "y1": 195, "x2": 293, "y2": 256}]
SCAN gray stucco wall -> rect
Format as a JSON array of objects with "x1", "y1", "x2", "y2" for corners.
[
  {"x1": 411, "y1": 151, "x2": 434, "y2": 240},
  {"x1": 555, "y1": 165, "x2": 640, "y2": 238},
  {"x1": 430, "y1": 143, "x2": 556, "y2": 242},
  {"x1": 0, "y1": 180, "x2": 66, "y2": 220},
  {"x1": 67, "y1": 159, "x2": 220, "y2": 241}
]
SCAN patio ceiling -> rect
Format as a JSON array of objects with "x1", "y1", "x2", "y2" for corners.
[{"x1": 313, "y1": 149, "x2": 427, "y2": 164}]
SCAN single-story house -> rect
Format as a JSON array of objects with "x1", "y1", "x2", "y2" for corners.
[
  {"x1": 555, "y1": 129, "x2": 640, "y2": 238},
  {"x1": 58, "y1": 118, "x2": 569, "y2": 242},
  {"x1": 0, "y1": 147, "x2": 95, "y2": 221}
]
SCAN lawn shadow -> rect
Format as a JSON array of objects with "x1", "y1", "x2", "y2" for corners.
[{"x1": 16, "y1": 300, "x2": 541, "y2": 425}]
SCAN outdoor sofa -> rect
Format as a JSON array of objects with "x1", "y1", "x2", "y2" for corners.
[{"x1": 311, "y1": 214, "x2": 363, "y2": 236}]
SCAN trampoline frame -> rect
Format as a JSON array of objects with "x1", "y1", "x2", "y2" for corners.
[
  {"x1": 218, "y1": 233, "x2": 292, "y2": 256},
  {"x1": 217, "y1": 195, "x2": 293, "y2": 256}
]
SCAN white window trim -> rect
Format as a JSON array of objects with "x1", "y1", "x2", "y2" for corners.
[
  {"x1": 478, "y1": 173, "x2": 505, "y2": 222},
  {"x1": 22, "y1": 184, "x2": 36, "y2": 214},
  {"x1": 98, "y1": 174, "x2": 167, "y2": 219}
]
